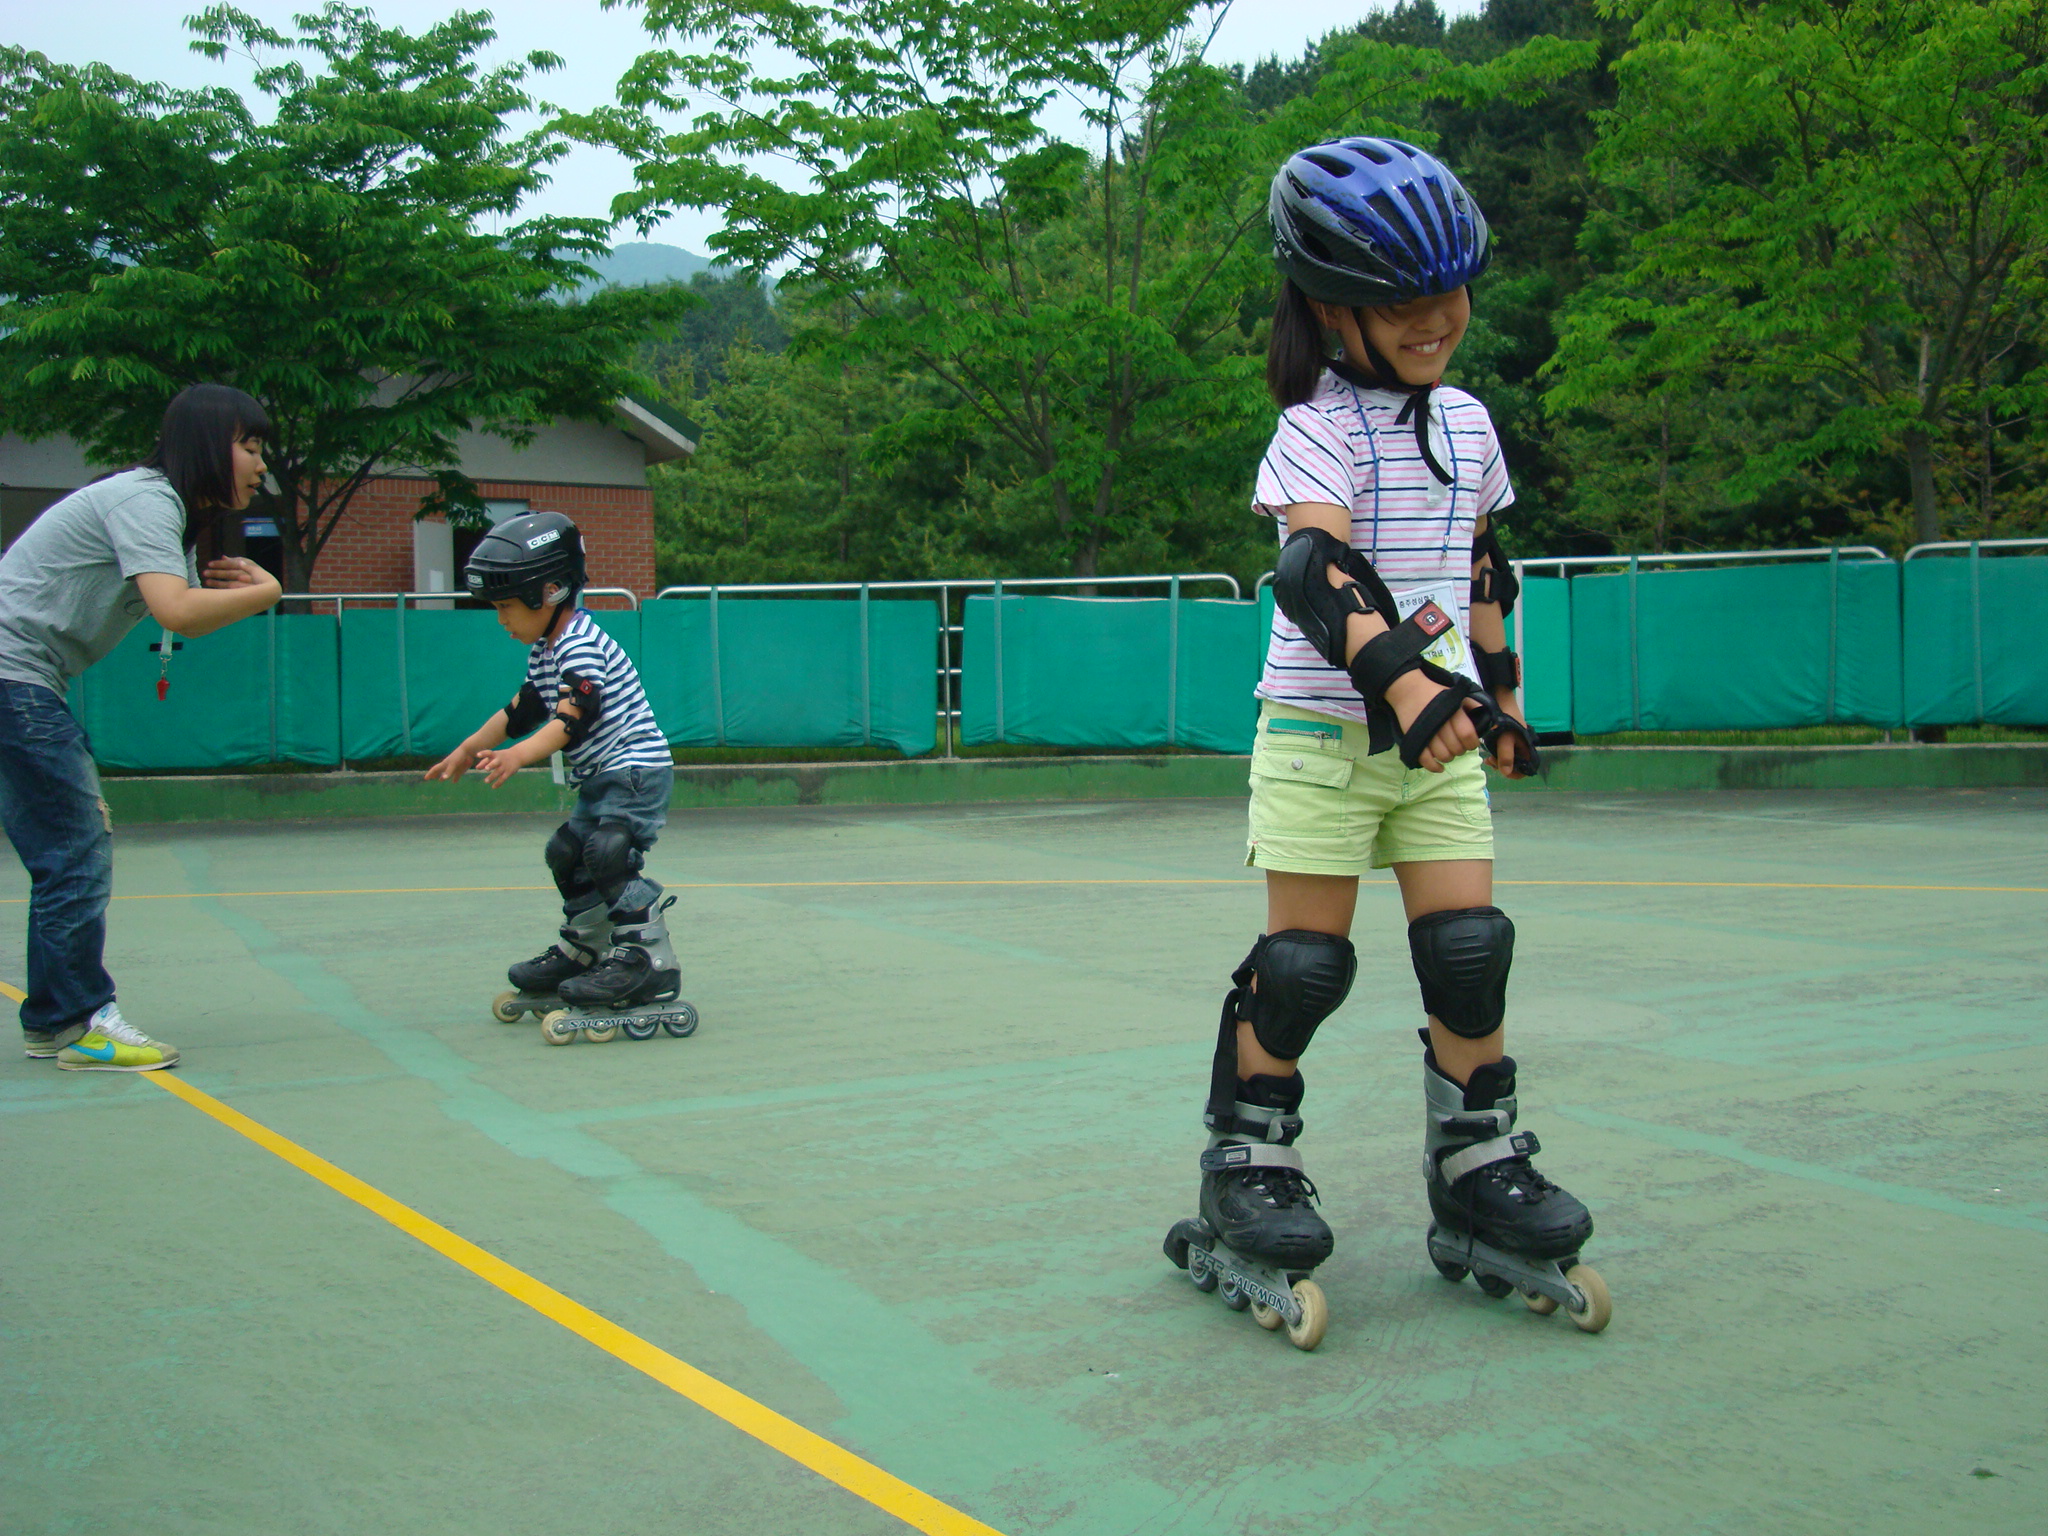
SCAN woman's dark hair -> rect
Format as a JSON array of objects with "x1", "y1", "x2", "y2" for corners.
[
  {"x1": 140, "y1": 384, "x2": 275, "y2": 550},
  {"x1": 1268, "y1": 280, "x2": 1339, "y2": 408}
]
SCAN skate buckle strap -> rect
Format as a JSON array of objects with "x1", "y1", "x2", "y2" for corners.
[
  {"x1": 1200, "y1": 1141, "x2": 1306, "y2": 1175},
  {"x1": 1437, "y1": 1107, "x2": 1512, "y2": 1140},
  {"x1": 1230, "y1": 1101, "x2": 1304, "y2": 1145},
  {"x1": 1435, "y1": 1129, "x2": 1539, "y2": 1185}
]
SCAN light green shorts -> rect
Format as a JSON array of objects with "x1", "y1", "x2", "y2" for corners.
[{"x1": 1246, "y1": 701, "x2": 1494, "y2": 875}]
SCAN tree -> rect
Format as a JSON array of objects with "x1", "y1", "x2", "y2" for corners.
[
  {"x1": 1547, "y1": 0, "x2": 2048, "y2": 545},
  {"x1": 638, "y1": 268, "x2": 788, "y2": 389},
  {"x1": 0, "y1": 4, "x2": 693, "y2": 589},
  {"x1": 583, "y1": 0, "x2": 1592, "y2": 575}
]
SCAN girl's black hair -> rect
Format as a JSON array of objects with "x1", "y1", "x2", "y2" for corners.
[
  {"x1": 139, "y1": 384, "x2": 275, "y2": 551},
  {"x1": 1267, "y1": 280, "x2": 1338, "y2": 408}
]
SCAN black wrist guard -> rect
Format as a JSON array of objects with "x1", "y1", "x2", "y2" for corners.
[{"x1": 1474, "y1": 644, "x2": 1521, "y2": 695}]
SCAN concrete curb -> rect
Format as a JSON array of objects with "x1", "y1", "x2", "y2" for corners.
[{"x1": 97, "y1": 745, "x2": 2048, "y2": 825}]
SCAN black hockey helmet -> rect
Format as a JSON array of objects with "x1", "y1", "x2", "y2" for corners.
[{"x1": 463, "y1": 511, "x2": 585, "y2": 608}]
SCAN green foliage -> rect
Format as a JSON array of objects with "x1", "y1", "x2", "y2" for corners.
[
  {"x1": 0, "y1": 4, "x2": 694, "y2": 589},
  {"x1": 637, "y1": 269, "x2": 787, "y2": 390},
  {"x1": 588, "y1": 0, "x2": 1593, "y2": 579},
  {"x1": 1549, "y1": 0, "x2": 2048, "y2": 547}
]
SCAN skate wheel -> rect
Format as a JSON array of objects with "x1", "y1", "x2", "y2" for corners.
[
  {"x1": 1189, "y1": 1252, "x2": 1219, "y2": 1292},
  {"x1": 662, "y1": 1003, "x2": 699, "y2": 1038},
  {"x1": 1252, "y1": 1300, "x2": 1283, "y2": 1330},
  {"x1": 1564, "y1": 1264, "x2": 1611, "y2": 1333},
  {"x1": 540, "y1": 1011, "x2": 577, "y2": 1046},
  {"x1": 1286, "y1": 1280, "x2": 1328, "y2": 1352},
  {"x1": 1474, "y1": 1272, "x2": 1514, "y2": 1300},
  {"x1": 584, "y1": 1019, "x2": 619, "y2": 1044},
  {"x1": 1430, "y1": 1256, "x2": 1468, "y2": 1283},
  {"x1": 623, "y1": 1016, "x2": 660, "y2": 1041},
  {"x1": 490, "y1": 991, "x2": 524, "y2": 1024},
  {"x1": 1217, "y1": 1273, "x2": 1251, "y2": 1311},
  {"x1": 1523, "y1": 1290, "x2": 1560, "y2": 1316}
]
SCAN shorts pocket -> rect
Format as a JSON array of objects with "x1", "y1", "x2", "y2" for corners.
[{"x1": 1249, "y1": 744, "x2": 1354, "y2": 791}]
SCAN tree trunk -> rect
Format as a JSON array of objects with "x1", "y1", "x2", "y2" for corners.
[{"x1": 1903, "y1": 426, "x2": 1940, "y2": 545}]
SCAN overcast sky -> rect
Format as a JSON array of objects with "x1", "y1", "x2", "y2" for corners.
[{"x1": 11, "y1": 1, "x2": 1485, "y2": 256}]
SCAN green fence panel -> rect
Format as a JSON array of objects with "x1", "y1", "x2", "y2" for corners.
[
  {"x1": 1518, "y1": 577, "x2": 1571, "y2": 734},
  {"x1": 1173, "y1": 599, "x2": 1265, "y2": 752},
  {"x1": 641, "y1": 597, "x2": 936, "y2": 754},
  {"x1": 75, "y1": 613, "x2": 340, "y2": 769},
  {"x1": 1905, "y1": 552, "x2": 2048, "y2": 726},
  {"x1": 399, "y1": 610, "x2": 544, "y2": 760},
  {"x1": 961, "y1": 594, "x2": 1261, "y2": 750},
  {"x1": 639, "y1": 600, "x2": 717, "y2": 744},
  {"x1": 1568, "y1": 573, "x2": 1633, "y2": 734},
  {"x1": 1570, "y1": 560, "x2": 1901, "y2": 733},
  {"x1": 339, "y1": 609, "x2": 406, "y2": 761},
  {"x1": 1828, "y1": 560, "x2": 1904, "y2": 727}
]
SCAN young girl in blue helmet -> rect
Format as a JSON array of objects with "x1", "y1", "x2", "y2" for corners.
[{"x1": 1164, "y1": 139, "x2": 1607, "y2": 1344}]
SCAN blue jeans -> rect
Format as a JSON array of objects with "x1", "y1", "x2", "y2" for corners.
[
  {"x1": 563, "y1": 764, "x2": 672, "y2": 917},
  {"x1": 0, "y1": 680, "x2": 116, "y2": 1034}
]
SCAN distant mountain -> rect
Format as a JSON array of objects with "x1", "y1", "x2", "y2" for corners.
[{"x1": 576, "y1": 242, "x2": 723, "y2": 295}]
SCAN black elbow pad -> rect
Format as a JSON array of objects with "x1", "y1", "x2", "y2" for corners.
[
  {"x1": 504, "y1": 682, "x2": 548, "y2": 735},
  {"x1": 1469, "y1": 526, "x2": 1520, "y2": 615},
  {"x1": 557, "y1": 669, "x2": 603, "y2": 749}
]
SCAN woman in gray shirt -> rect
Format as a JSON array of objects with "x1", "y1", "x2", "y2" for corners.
[{"x1": 0, "y1": 384, "x2": 282, "y2": 1069}]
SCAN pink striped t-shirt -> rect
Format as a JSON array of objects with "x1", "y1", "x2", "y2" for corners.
[{"x1": 1253, "y1": 367, "x2": 1514, "y2": 725}]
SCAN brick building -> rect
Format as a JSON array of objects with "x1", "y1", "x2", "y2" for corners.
[{"x1": 0, "y1": 397, "x2": 693, "y2": 600}]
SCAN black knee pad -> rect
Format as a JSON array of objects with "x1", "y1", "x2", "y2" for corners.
[
  {"x1": 544, "y1": 823, "x2": 596, "y2": 904},
  {"x1": 583, "y1": 820, "x2": 644, "y2": 902},
  {"x1": 1233, "y1": 930, "x2": 1357, "y2": 1061},
  {"x1": 1408, "y1": 906, "x2": 1514, "y2": 1039}
]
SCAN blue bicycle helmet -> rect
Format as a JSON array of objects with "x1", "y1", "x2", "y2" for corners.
[{"x1": 1271, "y1": 137, "x2": 1491, "y2": 306}]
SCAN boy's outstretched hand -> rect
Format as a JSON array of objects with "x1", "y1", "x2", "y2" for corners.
[
  {"x1": 423, "y1": 747, "x2": 476, "y2": 783},
  {"x1": 471, "y1": 747, "x2": 525, "y2": 788}
]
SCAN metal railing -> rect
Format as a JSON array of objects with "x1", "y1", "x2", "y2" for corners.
[
  {"x1": 1902, "y1": 537, "x2": 2048, "y2": 560},
  {"x1": 651, "y1": 574, "x2": 1243, "y2": 756}
]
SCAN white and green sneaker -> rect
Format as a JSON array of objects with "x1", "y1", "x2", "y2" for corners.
[
  {"x1": 23, "y1": 1021, "x2": 88, "y2": 1059},
  {"x1": 56, "y1": 1003, "x2": 180, "y2": 1072}
]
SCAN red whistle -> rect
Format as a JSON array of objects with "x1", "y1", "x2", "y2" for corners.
[{"x1": 157, "y1": 677, "x2": 170, "y2": 701}]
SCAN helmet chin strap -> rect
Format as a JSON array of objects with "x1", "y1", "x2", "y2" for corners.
[
  {"x1": 1330, "y1": 339, "x2": 1454, "y2": 488},
  {"x1": 541, "y1": 585, "x2": 574, "y2": 639}
]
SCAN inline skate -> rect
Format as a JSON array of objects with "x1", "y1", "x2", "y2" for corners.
[
  {"x1": 541, "y1": 897, "x2": 699, "y2": 1045},
  {"x1": 492, "y1": 904, "x2": 612, "y2": 1025},
  {"x1": 1165, "y1": 1071, "x2": 1332, "y2": 1351},
  {"x1": 1421, "y1": 1042, "x2": 1609, "y2": 1332}
]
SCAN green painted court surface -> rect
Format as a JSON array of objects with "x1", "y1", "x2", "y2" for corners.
[{"x1": 3, "y1": 787, "x2": 2043, "y2": 1535}]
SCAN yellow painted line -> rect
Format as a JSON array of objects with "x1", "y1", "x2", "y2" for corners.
[
  {"x1": 114, "y1": 1070, "x2": 1003, "y2": 1536},
  {"x1": 1, "y1": 980, "x2": 22, "y2": 1002},
  {"x1": 4, "y1": 876, "x2": 2043, "y2": 905}
]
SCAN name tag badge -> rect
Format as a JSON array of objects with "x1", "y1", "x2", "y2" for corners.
[{"x1": 1393, "y1": 580, "x2": 1481, "y2": 689}]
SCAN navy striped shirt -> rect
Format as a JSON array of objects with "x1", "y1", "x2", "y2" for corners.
[
  {"x1": 1252, "y1": 369, "x2": 1515, "y2": 723},
  {"x1": 525, "y1": 609, "x2": 669, "y2": 783}
]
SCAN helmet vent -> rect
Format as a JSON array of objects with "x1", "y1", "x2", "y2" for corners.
[
  {"x1": 1303, "y1": 151, "x2": 1353, "y2": 177},
  {"x1": 1352, "y1": 140, "x2": 1395, "y2": 165}
]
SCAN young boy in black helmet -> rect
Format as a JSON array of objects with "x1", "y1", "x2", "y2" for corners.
[{"x1": 424, "y1": 512, "x2": 682, "y2": 1026}]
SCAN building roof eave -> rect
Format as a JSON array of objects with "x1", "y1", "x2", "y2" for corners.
[{"x1": 613, "y1": 395, "x2": 697, "y2": 464}]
